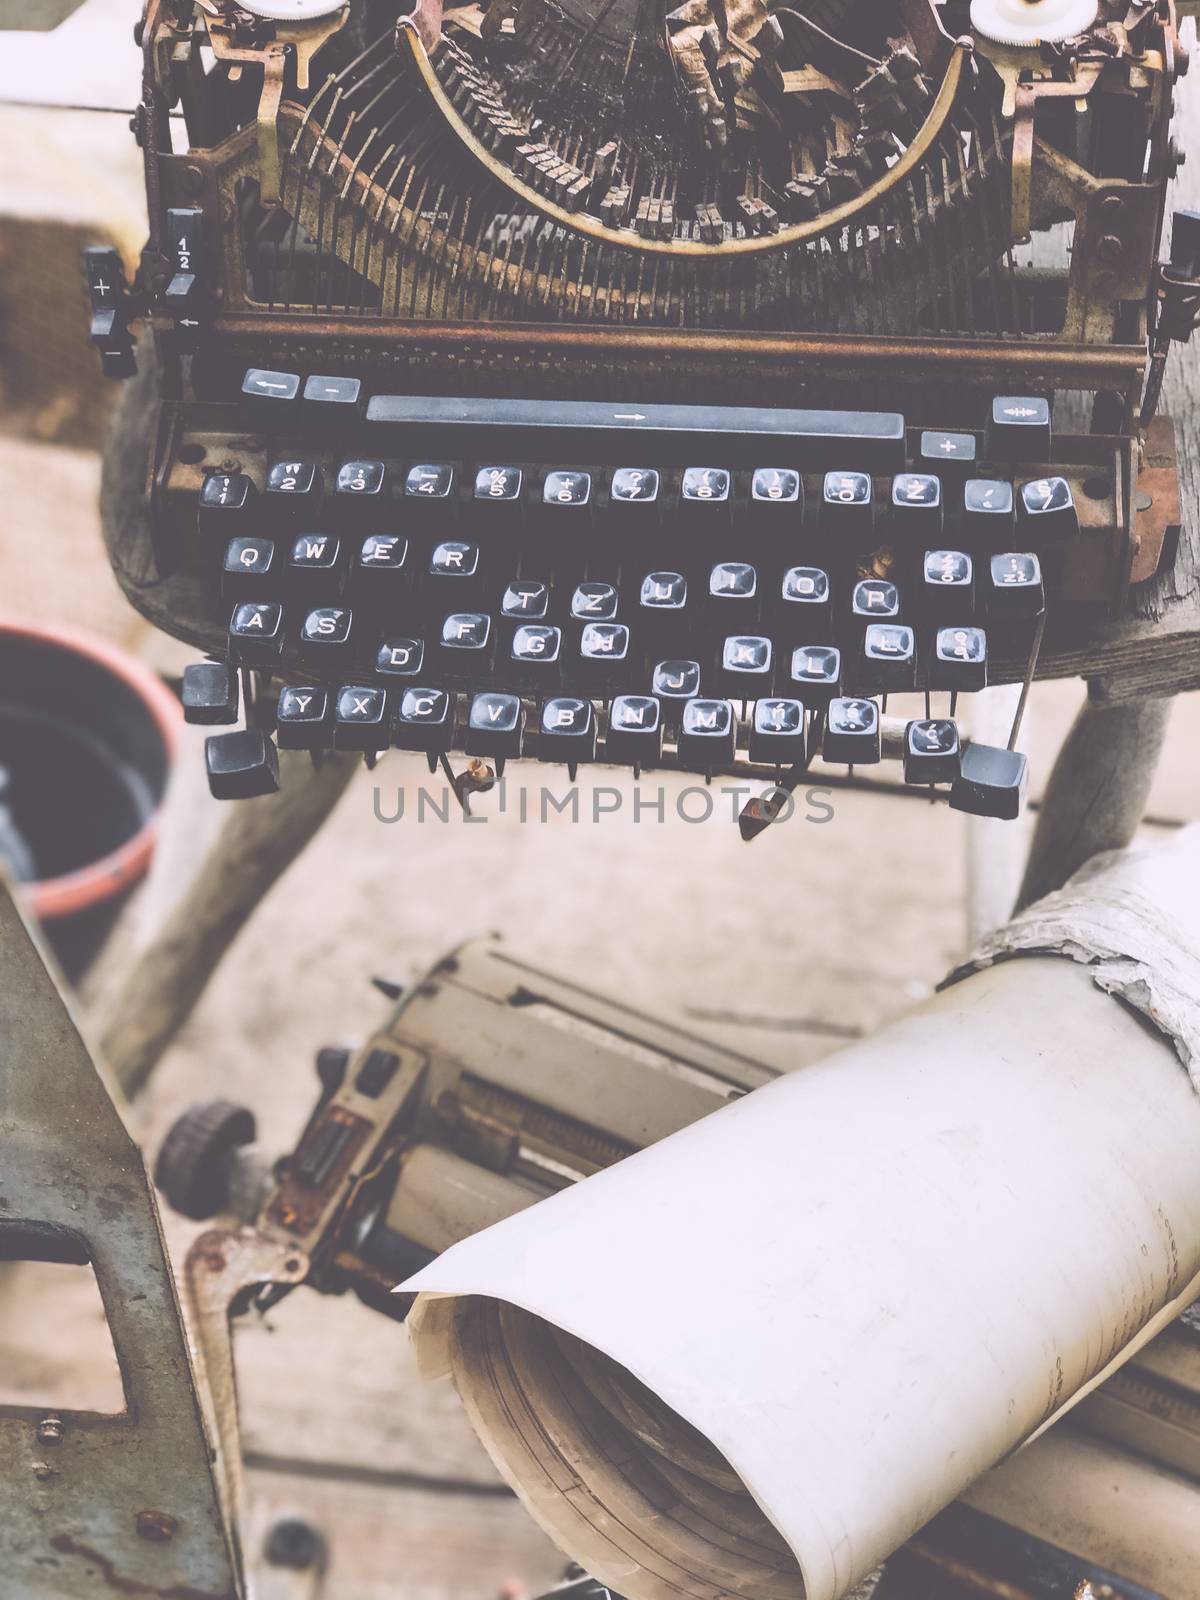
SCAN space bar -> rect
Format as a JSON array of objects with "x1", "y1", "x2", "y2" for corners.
[{"x1": 364, "y1": 395, "x2": 907, "y2": 470}]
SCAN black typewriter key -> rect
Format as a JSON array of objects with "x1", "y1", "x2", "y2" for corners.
[
  {"x1": 502, "y1": 579, "x2": 551, "y2": 620},
  {"x1": 962, "y1": 478, "x2": 1015, "y2": 539},
  {"x1": 465, "y1": 691, "x2": 525, "y2": 760},
  {"x1": 605, "y1": 694, "x2": 663, "y2": 766},
  {"x1": 241, "y1": 368, "x2": 300, "y2": 423},
  {"x1": 182, "y1": 661, "x2": 239, "y2": 726},
  {"x1": 988, "y1": 553, "x2": 1045, "y2": 620},
  {"x1": 300, "y1": 605, "x2": 354, "y2": 662},
  {"x1": 375, "y1": 635, "x2": 424, "y2": 679},
  {"x1": 303, "y1": 374, "x2": 363, "y2": 422},
  {"x1": 265, "y1": 458, "x2": 323, "y2": 524},
  {"x1": 276, "y1": 684, "x2": 331, "y2": 750},
  {"x1": 921, "y1": 550, "x2": 974, "y2": 621},
  {"x1": 498, "y1": 580, "x2": 550, "y2": 657},
  {"x1": 919, "y1": 430, "x2": 977, "y2": 478},
  {"x1": 354, "y1": 1049, "x2": 400, "y2": 1099},
  {"x1": 404, "y1": 464, "x2": 457, "y2": 527},
  {"x1": 706, "y1": 563, "x2": 759, "y2": 628},
  {"x1": 578, "y1": 622, "x2": 632, "y2": 690},
  {"x1": 990, "y1": 396, "x2": 1051, "y2": 463},
  {"x1": 788, "y1": 644, "x2": 842, "y2": 707},
  {"x1": 949, "y1": 742, "x2": 1028, "y2": 821},
  {"x1": 849, "y1": 580, "x2": 901, "y2": 640},
  {"x1": 333, "y1": 459, "x2": 390, "y2": 526},
  {"x1": 677, "y1": 698, "x2": 736, "y2": 770},
  {"x1": 351, "y1": 535, "x2": 410, "y2": 607},
  {"x1": 716, "y1": 635, "x2": 773, "y2": 698},
  {"x1": 639, "y1": 571, "x2": 690, "y2": 649},
  {"x1": 538, "y1": 697, "x2": 597, "y2": 765},
  {"x1": 678, "y1": 468, "x2": 733, "y2": 532},
  {"x1": 652, "y1": 659, "x2": 701, "y2": 704},
  {"x1": 84, "y1": 243, "x2": 135, "y2": 375},
  {"x1": 776, "y1": 566, "x2": 832, "y2": 636},
  {"x1": 1018, "y1": 476, "x2": 1078, "y2": 540},
  {"x1": 904, "y1": 719, "x2": 961, "y2": 785},
  {"x1": 334, "y1": 685, "x2": 390, "y2": 752},
  {"x1": 822, "y1": 697, "x2": 881, "y2": 764},
  {"x1": 749, "y1": 697, "x2": 806, "y2": 765},
  {"x1": 931, "y1": 625, "x2": 989, "y2": 692},
  {"x1": 748, "y1": 468, "x2": 803, "y2": 536},
  {"x1": 221, "y1": 537, "x2": 276, "y2": 602},
  {"x1": 473, "y1": 465, "x2": 524, "y2": 531},
  {"x1": 228, "y1": 601, "x2": 285, "y2": 666},
  {"x1": 436, "y1": 611, "x2": 493, "y2": 677},
  {"x1": 205, "y1": 729, "x2": 280, "y2": 800},
  {"x1": 162, "y1": 206, "x2": 205, "y2": 315},
  {"x1": 395, "y1": 686, "x2": 455, "y2": 754},
  {"x1": 198, "y1": 472, "x2": 255, "y2": 538},
  {"x1": 571, "y1": 582, "x2": 619, "y2": 622},
  {"x1": 288, "y1": 533, "x2": 344, "y2": 600},
  {"x1": 890, "y1": 474, "x2": 943, "y2": 541},
  {"x1": 821, "y1": 471, "x2": 874, "y2": 542},
  {"x1": 610, "y1": 467, "x2": 662, "y2": 528},
  {"x1": 428, "y1": 539, "x2": 483, "y2": 601},
  {"x1": 510, "y1": 624, "x2": 563, "y2": 689},
  {"x1": 541, "y1": 470, "x2": 594, "y2": 531},
  {"x1": 861, "y1": 624, "x2": 916, "y2": 692}
]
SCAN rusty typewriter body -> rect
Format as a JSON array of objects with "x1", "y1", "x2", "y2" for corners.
[{"x1": 93, "y1": 0, "x2": 1197, "y2": 812}]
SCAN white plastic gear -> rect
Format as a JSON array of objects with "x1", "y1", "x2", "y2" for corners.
[
  {"x1": 970, "y1": 0, "x2": 1100, "y2": 46},
  {"x1": 238, "y1": 0, "x2": 346, "y2": 18}
]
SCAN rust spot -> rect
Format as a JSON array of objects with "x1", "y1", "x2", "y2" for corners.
[
  {"x1": 136, "y1": 1511, "x2": 178, "y2": 1542},
  {"x1": 49, "y1": 1535, "x2": 235, "y2": 1599}
]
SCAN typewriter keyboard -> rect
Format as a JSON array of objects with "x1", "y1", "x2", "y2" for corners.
[{"x1": 177, "y1": 386, "x2": 1111, "y2": 817}]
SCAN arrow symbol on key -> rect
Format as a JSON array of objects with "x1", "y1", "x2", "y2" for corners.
[{"x1": 613, "y1": 412, "x2": 647, "y2": 421}]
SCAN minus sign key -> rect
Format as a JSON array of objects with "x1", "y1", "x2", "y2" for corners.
[{"x1": 300, "y1": 374, "x2": 364, "y2": 432}]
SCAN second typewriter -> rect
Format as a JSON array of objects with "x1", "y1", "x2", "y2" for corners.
[{"x1": 90, "y1": 0, "x2": 1197, "y2": 817}]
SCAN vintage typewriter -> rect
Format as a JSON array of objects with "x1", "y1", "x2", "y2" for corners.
[{"x1": 89, "y1": 0, "x2": 1199, "y2": 819}]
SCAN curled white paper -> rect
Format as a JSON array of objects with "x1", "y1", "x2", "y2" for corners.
[{"x1": 404, "y1": 938, "x2": 1200, "y2": 1600}]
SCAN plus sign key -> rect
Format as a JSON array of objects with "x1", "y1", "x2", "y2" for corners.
[{"x1": 918, "y1": 429, "x2": 977, "y2": 481}]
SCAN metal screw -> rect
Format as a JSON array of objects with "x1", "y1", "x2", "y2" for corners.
[
  {"x1": 36, "y1": 1416, "x2": 64, "y2": 1445},
  {"x1": 30, "y1": 1461, "x2": 55, "y2": 1481},
  {"x1": 136, "y1": 1510, "x2": 178, "y2": 1542},
  {"x1": 265, "y1": 1517, "x2": 326, "y2": 1571},
  {"x1": 1098, "y1": 234, "x2": 1123, "y2": 265}
]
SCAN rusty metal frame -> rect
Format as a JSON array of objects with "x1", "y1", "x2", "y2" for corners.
[
  {"x1": 0, "y1": 877, "x2": 241, "y2": 1600},
  {"x1": 195, "y1": 314, "x2": 1149, "y2": 395}
]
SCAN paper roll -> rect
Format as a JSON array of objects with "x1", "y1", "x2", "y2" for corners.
[{"x1": 404, "y1": 956, "x2": 1200, "y2": 1600}]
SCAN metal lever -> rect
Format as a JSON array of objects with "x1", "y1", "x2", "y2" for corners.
[{"x1": 1142, "y1": 209, "x2": 1200, "y2": 423}]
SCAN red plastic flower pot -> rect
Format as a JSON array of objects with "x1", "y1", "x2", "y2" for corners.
[{"x1": 0, "y1": 620, "x2": 181, "y2": 977}]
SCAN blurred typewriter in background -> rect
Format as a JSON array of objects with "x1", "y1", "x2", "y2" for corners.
[{"x1": 89, "y1": 0, "x2": 1200, "y2": 816}]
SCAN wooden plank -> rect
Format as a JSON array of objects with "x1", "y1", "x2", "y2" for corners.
[{"x1": 243, "y1": 1466, "x2": 566, "y2": 1600}]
